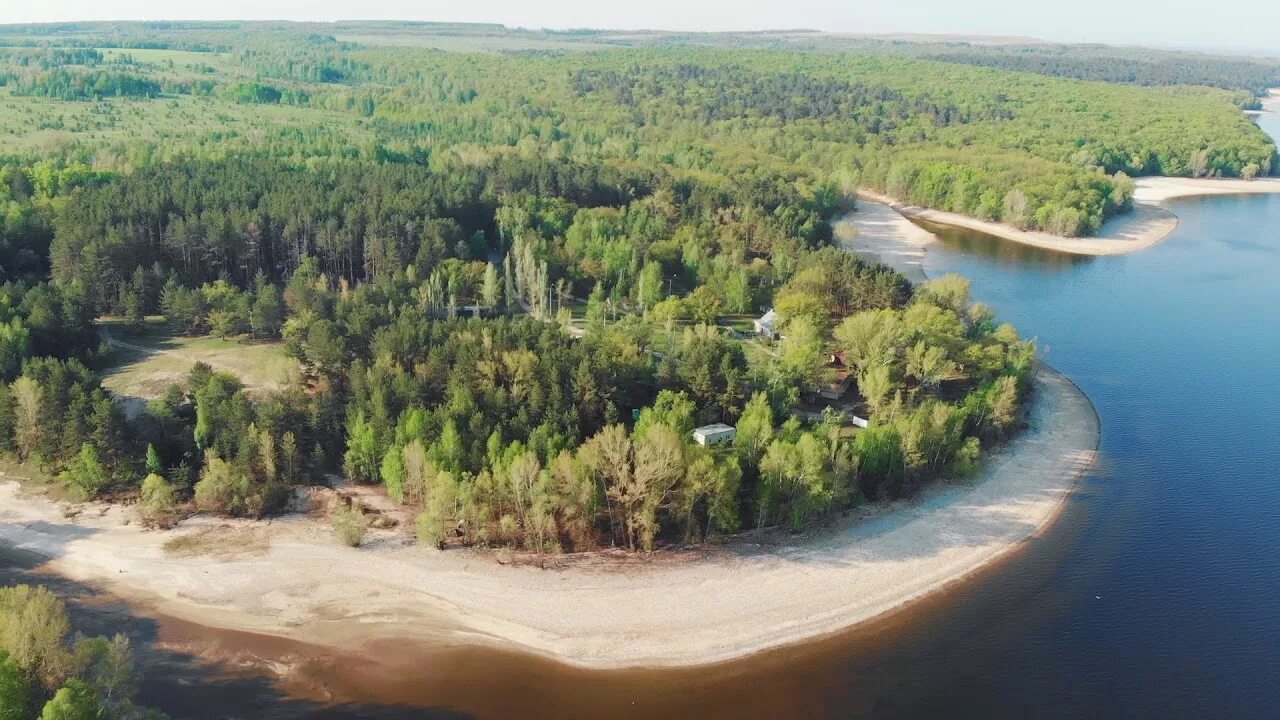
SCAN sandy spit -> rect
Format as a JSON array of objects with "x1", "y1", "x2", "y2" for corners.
[
  {"x1": 857, "y1": 173, "x2": 1280, "y2": 259},
  {"x1": 0, "y1": 363, "x2": 1097, "y2": 669},
  {"x1": 835, "y1": 199, "x2": 932, "y2": 282}
]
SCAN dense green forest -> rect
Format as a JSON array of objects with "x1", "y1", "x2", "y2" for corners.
[
  {"x1": 0, "y1": 143, "x2": 1027, "y2": 552},
  {"x1": 0, "y1": 22, "x2": 1274, "y2": 236},
  {"x1": 0, "y1": 21, "x2": 1267, "y2": 554},
  {"x1": 869, "y1": 45, "x2": 1280, "y2": 99}
]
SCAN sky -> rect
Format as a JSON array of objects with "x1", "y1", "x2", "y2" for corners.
[{"x1": 3, "y1": 0, "x2": 1279, "y2": 55}]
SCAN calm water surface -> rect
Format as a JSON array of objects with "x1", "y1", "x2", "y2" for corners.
[{"x1": 7, "y1": 124, "x2": 1280, "y2": 718}]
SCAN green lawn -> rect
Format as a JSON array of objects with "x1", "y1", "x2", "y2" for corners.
[{"x1": 99, "y1": 323, "x2": 300, "y2": 415}]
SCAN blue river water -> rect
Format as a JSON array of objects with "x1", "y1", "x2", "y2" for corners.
[{"x1": 888, "y1": 114, "x2": 1280, "y2": 718}]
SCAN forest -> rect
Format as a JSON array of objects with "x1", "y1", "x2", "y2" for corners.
[
  {"x1": 0, "y1": 138, "x2": 1027, "y2": 554},
  {"x1": 0, "y1": 21, "x2": 1266, "y2": 556},
  {"x1": 0, "y1": 22, "x2": 1274, "y2": 237},
  {"x1": 871, "y1": 44, "x2": 1280, "y2": 98}
]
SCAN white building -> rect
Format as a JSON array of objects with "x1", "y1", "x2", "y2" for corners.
[
  {"x1": 754, "y1": 309, "x2": 780, "y2": 339},
  {"x1": 692, "y1": 423, "x2": 737, "y2": 446}
]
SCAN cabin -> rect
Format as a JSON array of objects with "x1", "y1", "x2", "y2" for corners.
[
  {"x1": 692, "y1": 423, "x2": 737, "y2": 446},
  {"x1": 754, "y1": 309, "x2": 780, "y2": 340}
]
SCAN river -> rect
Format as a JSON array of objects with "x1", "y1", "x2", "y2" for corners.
[{"x1": 6, "y1": 120, "x2": 1280, "y2": 719}]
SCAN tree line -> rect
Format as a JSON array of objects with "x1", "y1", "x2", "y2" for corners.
[{"x1": 1, "y1": 25, "x2": 1275, "y2": 241}]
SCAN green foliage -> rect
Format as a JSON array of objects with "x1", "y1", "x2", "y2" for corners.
[
  {"x1": 38, "y1": 680, "x2": 99, "y2": 720},
  {"x1": 658, "y1": 326, "x2": 747, "y2": 424},
  {"x1": 634, "y1": 390, "x2": 696, "y2": 439},
  {"x1": 0, "y1": 584, "x2": 71, "y2": 691},
  {"x1": 909, "y1": 45, "x2": 1280, "y2": 95},
  {"x1": 144, "y1": 444, "x2": 163, "y2": 477},
  {"x1": 776, "y1": 317, "x2": 831, "y2": 393},
  {"x1": 11, "y1": 70, "x2": 160, "y2": 100},
  {"x1": 343, "y1": 412, "x2": 380, "y2": 484},
  {"x1": 221, "y1": 81, "x2": 284, "y2": 104},
  {"x1": 193, "y1": 452, "x2": 247, "y2": 513},
  {"x1": 138, "y1": 473, "x2": 178, "y2": 528},
  {"x1": 58, "y1": 443, "x2": 109, "y2": 500},
  {"x1": 0, "y1": 651, "x2": 30, "y2": 720},
  {"x1": 0, "y1": 583, "x2": 156, "y2": 718},
  {"x1": 415, "y1": 468, "x2": 459, "y2": 547},
  {"x1": 332, "y1": 501, "x2": 368, "y2": 547},
  {"x1": 70, "y1": 633, "x2": 136, "y2": 713},
  {"x1": 759, "y1": 431, "x2": 844, "y2": 530},
  {"x1": 379, "y1": 446, "x2": 406, "y2": 504}
]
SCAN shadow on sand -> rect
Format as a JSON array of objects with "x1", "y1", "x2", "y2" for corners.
[{"x1": 0, "y1": 545, "x2": 472, "y2": 720}]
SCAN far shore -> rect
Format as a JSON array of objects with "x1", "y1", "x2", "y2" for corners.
[
  {"x1": 0, "y1": 362, "x2": 1098, "y2": 670},
  {"x1": 1265, "y1": 88, "x2": 1280, "y2": 114},
  {"x1": 857, "y1": 175, "x2": 1280, "y2": 259}
]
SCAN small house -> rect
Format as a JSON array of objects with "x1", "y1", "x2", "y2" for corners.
[
  {"x1": 754, "y1": 309, "x2": 780, "y2": 340},
  {"x1": 692, "y1": 423, "x2": 737, "y2": 446}
]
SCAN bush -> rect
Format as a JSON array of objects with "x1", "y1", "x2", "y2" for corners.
[
  {"x1": 38, "y1": 679, "x2": 99, "y2": 720},
  {"x1": 192, "y1": 452, "x2": 285, "y2": 518},
  {"x1": 332, "y1": 501, "x2": 367, "y2": 547},
  {"x1": 137, "y1": 473, "x2": 179, "y2": 528},
  {"x1": 192, "y1": 454, "x2": 250, "y2": 515},
  {"x1": 58, "y1": 444, "x2": 109, "y2": 501}
]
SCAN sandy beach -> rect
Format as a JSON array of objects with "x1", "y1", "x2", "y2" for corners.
[
  {"x1": 856, "y1": 173, "x2": 1280, "y2": 259},
  {"x1": 0, "y1": 363, "x2": 1098, "y2": 669},
  {"x1": 834, "y1": 197, "x2": 933, "y2": 282},
  {"x1": 1265, "y1": 89, "x2": 1280, "y2": 114}
]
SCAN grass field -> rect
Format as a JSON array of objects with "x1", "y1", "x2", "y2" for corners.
[
  {"x1": 96, "y1": 47, "x2": 226, "y2": 66},
  {"x1": 0, "y1": 89, "x2": 369, "y2": 155},
  {"x1": 100, "y1": 323, "x2": 300, "y2": 416}
]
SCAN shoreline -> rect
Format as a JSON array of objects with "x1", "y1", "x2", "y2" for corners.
[
  {"x1": 0, "y1": 364, "x2": 1098, "y2": 670},
  {"x1": 856, "y1": 175, "x2": 1280, "y2": 259}
]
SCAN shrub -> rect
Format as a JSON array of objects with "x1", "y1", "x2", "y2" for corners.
[
  {"x1": 332, "y1": 501, "x2": 367, "y2": 547},
  {"x1": 137, "y1": 473, "x2": 178, "y2": 528},
  {"x1": 58, "y1": 444, "x2": 109, "y2": 501},
  {"x1": 192, "y1": 453, "x2": 250, "y2": 515}
]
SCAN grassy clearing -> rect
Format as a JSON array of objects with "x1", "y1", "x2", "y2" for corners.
[
  {"x1": 0, "y1": 90, "x2": 368, "y2": 154},
  {"x1": 97, "y1": 47, "x2": 225, "y2": 66},
  {"x1": 100, "y1": 325, "x2": 300, "y2": 411},
  {"x1": 162, "y1": 525, "x2": 270, "y2": 559},
  {"x1": 0, "y1": 457, "x2": 63, "y2": 497}
]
